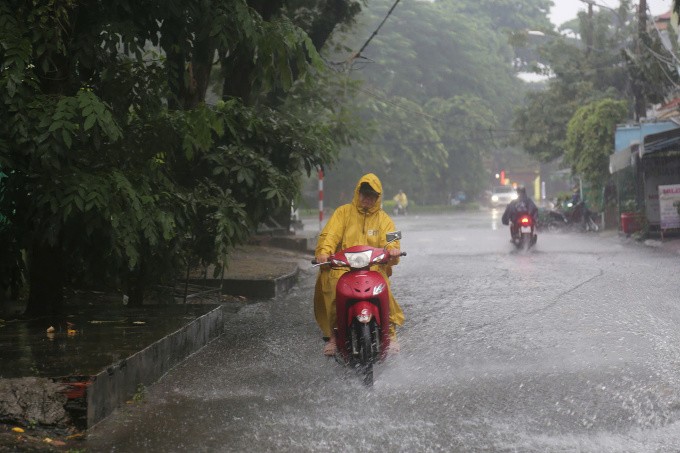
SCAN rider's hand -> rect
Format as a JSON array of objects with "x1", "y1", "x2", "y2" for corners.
[
  {"x1": 387, "y1": 248, "x2": 401, "y2": 262},
  {"x1": 316, "y1": 253, "x2": 329, "y2": 264}
]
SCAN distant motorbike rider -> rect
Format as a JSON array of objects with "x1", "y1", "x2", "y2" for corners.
[
  {"x1": 501, "y1": 186, "x2": 538, "y2": 239},
  {"x1": 393, "y1": 190, "x2": 408, "y2": 215}
]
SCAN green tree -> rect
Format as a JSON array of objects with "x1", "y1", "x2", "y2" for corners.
[
  {"x1": 512, "y1": 6, "x2": 632, "y2": 163},
  {"x1": 322, "y1": 0, "x2": 549, "y2": 204},
  {"x1": 512, "y1": 83, "x2": 583, "y2": 163},
  {"x1": 0, "y1": 0, "x2": 360, "y2": 314},
  {"x1": 565, "y1": 98, "x2": 628, "y2": 189},
  {"x1": 513, "y1": 0, "x2": 679, "y2": 163},
  {"x1": 425, "y1": 95, "x2": 498, "y2": 201},
  {"x1": 333, "y1": 94, "x2": 448, "y2": 205}
]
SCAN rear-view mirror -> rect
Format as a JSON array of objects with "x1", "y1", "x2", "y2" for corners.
[{"x1": 386, "y1": 231, "x2": 402, "y2": 243}]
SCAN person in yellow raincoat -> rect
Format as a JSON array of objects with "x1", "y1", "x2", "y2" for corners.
[
  {"x1": 393, "y1": 189, "x2": 408, "y2": 214},
  {"x1": 313, "y1": 173, "x2": 405, "y2": 356}
]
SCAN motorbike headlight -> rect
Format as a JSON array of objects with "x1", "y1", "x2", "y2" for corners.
[
  {"x1": 345, "y1": 251, "x2": 372, "y2": 268},
  {"x1": 357, "y1": 308, "x2": 372, "y2": 323},
  {"x1": 491, "y1": 195, "x2": 499, "y2": 202}
]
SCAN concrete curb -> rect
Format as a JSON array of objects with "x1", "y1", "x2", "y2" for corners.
[
  {"x1": 604, "y1": 228, "x2": 680, "y2": 255},
  {"x1": 86, "y1": 305, "x2": 224, "y2": 428},
  {"x1": 189, "y1": 267, "x2": 300, "y2": 299},
  {"x1": 251, "y1": 232, "x2": 318, "y2": 254}
]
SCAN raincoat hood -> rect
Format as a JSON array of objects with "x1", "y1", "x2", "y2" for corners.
[{"x1": 352, "y1": 173, "x2": 383, "y2": 215}]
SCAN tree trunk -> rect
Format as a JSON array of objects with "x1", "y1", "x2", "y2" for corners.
[
  {"x1": 221, "y1": 50, "x2": 256, "y2": 103},
  {"x1": 182, "y1": 38, "x2": 215, "y2": 109},
  {"x1": 24, "y1": 241, "x2": 65, "y2": 317},
  {"x1": 307, "y1": 0, "x2": 359, "y2": 51},
  {"x1": 271, "y1": 204, "x2": 292, "y2": 234},
  {"x1": 125, "y1": 258, "x2": 146, "y2": 307},
  {"x1": 248, "y1": 0, "x2": 284, "y2": 20}
]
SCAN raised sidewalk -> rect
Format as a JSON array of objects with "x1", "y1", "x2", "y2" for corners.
[{"x1": 0, "y1": 229, "x2": 317, "y2": 444}]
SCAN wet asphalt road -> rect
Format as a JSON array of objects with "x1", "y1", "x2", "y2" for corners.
[{"x1": 85, "y1": 211, "x2": 680, "y2": 452}]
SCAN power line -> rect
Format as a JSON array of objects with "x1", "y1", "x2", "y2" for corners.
[
  {"x1": 639, "y1": 41, "x2": 680, "y2": 89},
  {"x1": 330, "y1": 0, "x2": 401, "y2": 69},
  {"x1": 356, "y1": 0, "x2": 400, "y2": 58},
  {"x1": 646, "y1": 2, "x2": 680, "y2": 69}
]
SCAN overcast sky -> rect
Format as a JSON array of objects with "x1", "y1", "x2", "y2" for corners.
[{"x1": 550, "y1": 0, "x2": 673, "y2": 27}]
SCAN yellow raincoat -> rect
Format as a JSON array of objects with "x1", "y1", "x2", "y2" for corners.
[
  {"x1": 393, "y1": 191, "x2": 408, "y2": 208},
  {"x1": 313, "y1": 173, "x2": 405, "y2": 339}
]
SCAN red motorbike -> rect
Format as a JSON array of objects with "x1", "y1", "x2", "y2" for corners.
[{"x1": 314, "y1": 231, "x2": 405, "y2": 385}]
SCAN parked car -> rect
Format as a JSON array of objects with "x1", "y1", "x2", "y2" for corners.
[{"x1": 490, "y1": 186, "x2": 517, "y2": 207}]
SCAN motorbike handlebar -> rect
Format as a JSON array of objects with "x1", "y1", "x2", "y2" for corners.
[{"x1": 312, "y1": 251, "x2": 406, "y2": 266}]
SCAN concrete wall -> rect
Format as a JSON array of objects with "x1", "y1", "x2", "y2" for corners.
[{"x1": 86, "y1": 305, "x2": 223, "y2": 427}]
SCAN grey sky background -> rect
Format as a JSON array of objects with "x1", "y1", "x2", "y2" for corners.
[{"x1": 550, "y1": 0, "x2": 672, "y2": 28}]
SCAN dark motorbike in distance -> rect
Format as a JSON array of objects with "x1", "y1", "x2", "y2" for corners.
[{"x1": 510, "y1": 212, "x2": 537, "y2": 250}]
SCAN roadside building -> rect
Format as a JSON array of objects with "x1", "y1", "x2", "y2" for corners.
[{"x1": 609, "y1": 121, "x2": 680, "y2": 232}]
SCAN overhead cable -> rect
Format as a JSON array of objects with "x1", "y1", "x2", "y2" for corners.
[{"x1": 330, "y1": 0, "x2": 401, "y2": 69}]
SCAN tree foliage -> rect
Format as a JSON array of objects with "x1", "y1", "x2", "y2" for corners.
[
  {"x1": 424, "y1": 95, "x2": 498, "y2": 201},
  {"x1": 0, "y1": 0, "x2": 360, "y2": 313},
  {"x1": 565, "y1": 99, "x2": 628, "y2": 189},
  {"x1": 321, "y1": 0, "x2": 548, "y2": 205},
  {"x1": 512, "y1": 1, "x2": 680, "y2": 164}
]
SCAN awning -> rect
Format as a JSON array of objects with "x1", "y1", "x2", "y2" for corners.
[{"x1": 642, "y1": 127, "x2": 680, "y2": 157}]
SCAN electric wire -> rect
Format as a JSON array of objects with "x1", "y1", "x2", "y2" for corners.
[
  {"x1": 639, "y1": 41, "x2": 680, "y2": 89},
  {"x1": 646, "y1": 3, "x2": 680, "y2": 68},
  {"x1": 329, "y1": 0, "x2": 401, "y2": 69},
  {"x1": 636, "y1": 4, "x2": 680, "y2": 91}
]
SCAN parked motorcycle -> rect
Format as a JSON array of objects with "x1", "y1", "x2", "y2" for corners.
[
  {"x1": 539, "y1": 200, "x2": 599, "y2": 232},
  {"x1": 313, "y1": 231, "x2": 405, "y2": 386},
  {"x1": 511, "y1": 212, "x2": 537, "y2": 250}
]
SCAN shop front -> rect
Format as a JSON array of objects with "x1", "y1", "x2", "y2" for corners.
[{"x1": 609, "y1": 122, "x2": 680, "y2": 233}]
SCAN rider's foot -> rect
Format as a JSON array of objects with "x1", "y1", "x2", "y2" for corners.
[
  {"x1": 323, "y1": 337, "x2": 337, "y2": 356},
  {"x1": 389, "y1": 338, "x2": 401, "y2": 353},
  {"x1": 388, "y1": 325, "x2": 400, "y2": 354}
]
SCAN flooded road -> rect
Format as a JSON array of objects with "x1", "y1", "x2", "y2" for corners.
[{"x1": 85, "y1": 211, "x2": 680, "y2": 452}]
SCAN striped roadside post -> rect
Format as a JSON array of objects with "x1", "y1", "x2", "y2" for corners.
[{"x1": 318, "y1": 168, "x2": 324, "y2": 231}]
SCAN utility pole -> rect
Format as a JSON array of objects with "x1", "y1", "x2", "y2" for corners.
[
  {"x1": 633, "y1": 0, "x2": 648, "y2": 120},
  {"x1": 586, "y1": 1, "x2": 593, "y2": 57}
]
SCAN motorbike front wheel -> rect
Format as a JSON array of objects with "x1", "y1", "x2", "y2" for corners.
[{"x1": 357, "y1": 322, "x2": 374, "y2": 386}]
